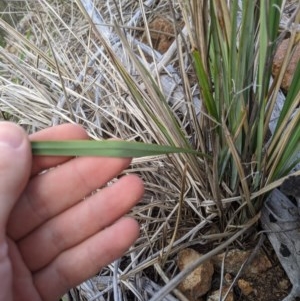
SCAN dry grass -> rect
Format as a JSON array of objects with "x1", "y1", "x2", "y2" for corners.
[{"x1": 0, "y1": 1, "x2": 300, "y2": 300}]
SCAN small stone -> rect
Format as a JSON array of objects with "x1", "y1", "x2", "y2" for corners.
[
  {"x1": 207, "y1": 285, "x2": 234, "y2": 301},
  {"x1": 142, "y1": 16, "x2": 175, "y2": 53},
  {"x1": 272, "y1": 38, "x2": 300, "y2": 91},
  {"x1": 247, "y1": 251, "x2": 272, "y2": 274},
  {"x1": 278, "y1": 279, "x2": 290, "y2": 290},
  {"x1": 224, "y1": 273, "x2": 233, "y2": 284},
  {"x1": 212, "y1": 249, "x2": 272, "y2": 275},
  {"x1": 238, "y1": 278, "x2": 254, "y2": 296},
  {"x1": 177, "y1": 248, "x2": 214, "y2": 300}
]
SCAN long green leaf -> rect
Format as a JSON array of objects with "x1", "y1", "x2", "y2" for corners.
[
  {"x1": 31, "y1": 140, "x2": 206, "y2": 158},
  {"x1": 192, "y1": 49, "x2": 219, "y2": 121}
]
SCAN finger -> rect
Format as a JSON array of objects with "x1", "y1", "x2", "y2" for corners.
[
  {"x1": 33, "y1": 217, "x2": 139, "y2": 301},
  {"x1": 0, "y1": 122, "x2": 31, "y2": 233},
  {"x1": 8, "y1": 155, "x2": 132, "y2": 240},
  {"x1": 29, "y1": 123, "x2": 89, "y2": 176},
  {"x1": 0, "y1": 122, "x2": 31, "y2": 301},
  {"x1": 18, "y1": 175, "x2": 144, "y2": 271},
  {"x1": 6, "y1": 238, "x2": 41, "y2": 301}
]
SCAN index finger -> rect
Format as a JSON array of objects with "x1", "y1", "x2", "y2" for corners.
[{"x1": 29, "y1": 123, "x2": 89, "y2": 176}]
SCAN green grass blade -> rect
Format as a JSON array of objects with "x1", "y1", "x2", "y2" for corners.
[
  {"x1": 31, "y1": 140, "x2": 206, "y2": 158},
  {"x1": 254, "y1": 0, "x2": 282, "y2": 187},
  {"x1": 192, "y1": 49, "x2": 219, "y2": 121},
  {"x1": 269, "y1": 110, "x2": 300, "y2": 180},
  {"x1": 267, "y1": 60, "x2": 300, "y2": 180}
]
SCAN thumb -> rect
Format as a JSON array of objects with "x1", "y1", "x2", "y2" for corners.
[{"x1": 0, "y1": 122, "x2": 31, "y2": 233}]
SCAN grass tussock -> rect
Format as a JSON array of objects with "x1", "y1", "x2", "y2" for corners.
[{"x1": 0, "y1": 0, "x2": 300, "y2": 300}]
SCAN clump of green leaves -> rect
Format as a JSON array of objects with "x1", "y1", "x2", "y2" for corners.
[
  {"x1": 182, "y1": 0, "x2": 300, "y2": 222},
  {"x1": 96, "y1": 0, "x2": 300, "y2": 226}
]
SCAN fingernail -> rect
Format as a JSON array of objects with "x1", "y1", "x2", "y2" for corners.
[{"x1": 0, "y1": 122, "x2": 25, "y2": 149}]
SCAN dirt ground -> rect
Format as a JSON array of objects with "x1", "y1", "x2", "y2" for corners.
[
  {"x1": 213, "y1": 250, "x2": 299, "y2": 301},
  {"x1": 236, "y1": 264, "x2": 292, "y2": 301}
]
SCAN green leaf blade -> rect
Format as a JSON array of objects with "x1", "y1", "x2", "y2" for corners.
[{"x1": 31, "y1": 140, "x2": 206, "y2": 158}]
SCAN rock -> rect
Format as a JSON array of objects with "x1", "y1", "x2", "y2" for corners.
[
  {"x1": 212, "y1": 249, "x2": 272, "y2": 275},
  {"x1": 278, "y1": 278, "x2": 290, "y2": 291},
  {"x1": 207, "y1": 285, "x2": 234, "y2": 301},
  {"x1": 238, "y1": 278, "x2": 255, "y2": 296},
  {"x1": 272, "y1": 38, "x2": 300, "y2": 91},
  {"x1": 247, "y1": 250, "x2": 272, "y2": 275},
  {"x1": 142, "y1": 16, "x2": 175, "y2": 53},
  {"x1": 177, "y1": 248, "x2": 214, "y2": 300},
  {"x1": 224, "y1": 273, "x2": 233, "y2": 285},
  {"x1": 142, "y1": 15, "x2": 184, "y2": 54}
]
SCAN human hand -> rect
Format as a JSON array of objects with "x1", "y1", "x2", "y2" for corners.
[{"x1": 0, "y1": 122, "x2": 144, "y2": 301}]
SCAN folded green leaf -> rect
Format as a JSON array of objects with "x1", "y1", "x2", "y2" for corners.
[{"x1": 31, "y1": 140, "x2": 206, "y2": 158}]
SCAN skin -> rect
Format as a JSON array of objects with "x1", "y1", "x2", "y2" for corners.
[{"x1": 0, "y1": 122, "x2": 144, "y2": 301}]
